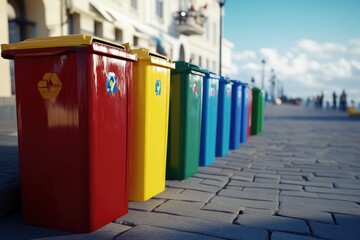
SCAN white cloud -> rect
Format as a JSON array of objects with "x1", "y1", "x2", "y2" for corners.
[
  {"x1": 297, "y1": 39, "x2": 347, "y2": 59},
  {"x1": 351, "y1": 60, "x2": 360, "y2": 70},
  {"x1": 349, "y1": 38, "x2": 360, "y2": 55},
  {"x1": 230, "y1": 38, "x2": 360, "y2": 103},
  {"x1": 232, "y1": 50, "x2": 257, "y2": 61}
]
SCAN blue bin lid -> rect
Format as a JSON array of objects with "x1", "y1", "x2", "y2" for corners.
[
  {"x1": 205, "y1": 71, "x2": 220, "y2": 80},
  {"x1": 219, "y1": 76, "x2": 231, "y2": 83}
]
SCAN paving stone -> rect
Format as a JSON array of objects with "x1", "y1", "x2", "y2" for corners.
[
  {"x1": 200, "y1": 179, "x2": 228, "y2": 187},
  {"x1": 225, "y1": 161, "x2": 252, "y2": 168},
  {"x1": 280, "y1": 190, "x2": 318, "y2": 198},
  {"x1": 306, "y1": 176, "x2": 359, "y2": 184},
  {"x1": 281, "y1": 179, "x2": 332, "y2": 188},
  {"x1": 317, "y1": 193, "x2": 360, "y2": 202},
  {"x1": 192, "y1": 173, "x2": 230, "y2": 182},
  {"x1": 271, "y1": 232, "x2": 319, "y2": 240},
  {"x1": 211, "y1": 163, "x2": 243, "y2": 171},
  {"x1": 254, "y1": 178, "x2": 280, "y2": 184},
  {"x1": 314, "y1": 171, "x2": 353, "y2": 178},
  {"x1": 210, "y1": 196, "x2": 278, "y2": 210},
  {"x1": 198, "y1": 167, "x2": 234, "y2": 177},
  {"x1": 244, "y1": 168, "x2": 278, "y2": 175},
  {"x1": 280, "y1": 195, "x2": 360, "y2": 208},
  {"x1": 280, "y1": 200, "x2": 360, "y2": 216},
  {"x1": 236, "y1": 213, "x2": 309, "y2": 234},
  {"x1": 116, "y1": 210, "x2": 268, "y2": 240},
  {"x1": 128, "y1": 199, "x2": 166, "y2": 212},
  {"x1": 0, "y1": 173, "x2": 20, "y2": 217},
  {"x1": 242, "y1": 208, "x2": 276, "y2": 215},
  {"x1": 228, "y1": 180, "x2": 303, "y2": 191},
  {"x1": 45, "y1": 223, "x2": 131, "y2": 240},
  {"x1": 334, "y1": 213, "x2": 360, "y2": 227},
  {"x1": 218, "y1": 189, "x2": 278, "y2": 202},
  {"x1": 154, "y1": 188, "x2": 214, "y2": 203},
  {"x1": 154, "y1": 200, "x2": 236, "y2": 223},
  {"x1": 277, "y1": 208, "x2": 333, "y2": 224},
  {"x1": 334, "y1": 182, "x2": 360, "y2": 189},
  {"x1": 115, "y1": 225, "x2": 223, "y2": 240},
  {"x1": 202, "y1": 202, "x2": 244, "y2": 214},
  {"x1": 305, "y1": 186, "x2": 360, "y2": 196},
  {"x1": 242, "y1": 187, "x2": 280, "y2": 195},
  {"x1": 280, "y1": 175, "x2": 305, "y2": 181},
  {"x1": 0, "y1": 213, "x2": 128, "y2": 239},
  {"x1": 255, "y1": 173, "x2": 280, "y2": 180},
  {"x1": 310, "y1": 221, "x2": 360, "y2": 240},
  {"x1": 165, "y1": 178, "x2": 221, "y2": 193}
]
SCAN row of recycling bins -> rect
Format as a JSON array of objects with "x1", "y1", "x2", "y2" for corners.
[{"x1": 1, "y1": 35, "x2": 264, "y2": 233}]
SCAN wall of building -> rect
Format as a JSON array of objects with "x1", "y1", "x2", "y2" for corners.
[{"x1": 0, "y1": 0, "x2": 234, "y2": 97}]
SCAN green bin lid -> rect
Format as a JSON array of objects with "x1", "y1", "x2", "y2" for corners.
[
  {"x1": 1, "y1": 34, "x2": 126, "y2": 51},
  {"x1": 171, "y1": 61, "x2": 208, "y2": 75}
]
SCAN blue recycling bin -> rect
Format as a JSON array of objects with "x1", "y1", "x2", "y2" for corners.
[
  {"x1": 216, "y1": 77, "x2": 232, "y2": 157},
  {"x1": 200, "y1": 72, "x2": 219, "y2": 166},
  {"x1": 240, "y1": 82, "x2": 249, "y2": 143},
  {"x1": 230, "y1": 80, "x2": 242, "y2": 150}
]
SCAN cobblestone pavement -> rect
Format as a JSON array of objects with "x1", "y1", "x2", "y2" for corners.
[{"x1": 1, "y1": 104, "x2": 360, "y2": 240}]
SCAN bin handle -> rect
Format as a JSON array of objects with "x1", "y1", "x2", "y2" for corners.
[
  {"x1": 149, "y1": 52, "x2": 168, "y2": 61},
  {"x1": 92, "y1": 38, "x2": 126, "y2": 51}
]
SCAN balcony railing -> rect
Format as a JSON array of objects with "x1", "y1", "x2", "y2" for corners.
[{"x1": 174, "y1": 10, "x2": 207, "y2": 36}]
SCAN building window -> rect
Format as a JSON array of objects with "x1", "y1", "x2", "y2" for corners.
[
  {"x1": 206, "y1": 58, "x2": 209, "y2": 70},
  {"x1": 204, "y1": 20, "x2": 209, "y2": 41},
  {"x1": 94, "y1": 21, "x2": 103, "y2": 37},
  {"x1": 131, "y1": 0, "x2": 137, "y2": 10},
  {"x1": 133, "y1": 36, "x2": 139, "y2": 47},
  {"x1": 212, "y1": 60, "x2": 216, "y2": 73},
  {"x1": 115, "y1": 28, "x2": 123, "y2": 42},
  {"x1": 213, "y1": 22, "x2": 217, "y2": 45},
  {"x1": 198, "y1": 56, "x2": 202, "y2": 67},
  {"x1": 190, "y1": 53, "x2": 195, "y2": 63},
  {"x1": 68, "y1": 13, "x2": 80, "y2": 34},
  {"x1": 156, "y1": 0, "x2": 163, "y2": 20}
]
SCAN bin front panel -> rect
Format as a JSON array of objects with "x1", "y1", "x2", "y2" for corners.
[
  {"x1": 167, "y1": 71, "x2": 202, "y2": 180},
  {"x1": 8, "y1": 44, "x2": 132, "y2": 233},
  {"x1": 216, "y1": 81, "x2": 232, "y2": 157},
  {"x1": 88, "y1": 51, "x2": 130, "y2": 230},
  {"x1": 240, "y1": 85, "x2": 249, "y2": 143},
  {"x1": 230, "y1": 82, "x2": 242, "y2": 150},
  {"x1": 247, "y1": 88, "x2": 253, "y2": 138},
  {"x1": 251, "y1": 87, "x2": 261, "y2": 135},
  {"x1": 129, "y1": 62, "x2": 171, "y2": 201},
  {"x1": 200, "y1": 75, "x2": 219, "y2": 166}
]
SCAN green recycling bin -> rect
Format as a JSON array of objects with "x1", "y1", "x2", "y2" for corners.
[
  {"x1": 167, "y1": 61, "x2": 206, "y2": 180},
  {"x1": 251, "y1": 87, "x2": 264, "y2": 135}
]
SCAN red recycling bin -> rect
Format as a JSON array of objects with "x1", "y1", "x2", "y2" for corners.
[{"x1": 1, "y1": 35, "x2": 136, "y2": 233}]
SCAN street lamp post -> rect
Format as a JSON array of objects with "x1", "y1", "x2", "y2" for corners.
[
  {"x1": 218, "y1": 0, "x2": 226, "y2": 76},
  {"x1": 261, "y1": 59, "x2": 266, "y2": 90}
]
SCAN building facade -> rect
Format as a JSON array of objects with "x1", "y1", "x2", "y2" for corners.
[{"x1": 1, "y1": 0, "x2": 234, "y2": 97}]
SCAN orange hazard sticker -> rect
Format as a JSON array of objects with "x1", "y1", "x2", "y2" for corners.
[{"x1": 37, "y1": 73, "x2": 62, "y2": 100}]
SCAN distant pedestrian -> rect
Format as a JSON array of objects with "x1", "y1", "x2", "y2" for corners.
[
  {"x1": 332, "y1": 91, "x2": 337, "y2": 110},
  {"x1": 339, "y1": 90, "x2": 347, "y2": 111},
  {"x1": 319, "y1": 91, "x2": 324, "y2": 109}
]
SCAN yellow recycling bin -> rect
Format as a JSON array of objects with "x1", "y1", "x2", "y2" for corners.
[{"x1": 126, "y1": 46, "x2": 175, "y2": 201}]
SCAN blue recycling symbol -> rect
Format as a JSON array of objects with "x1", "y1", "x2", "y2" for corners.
[
  {"x1": 106, "y1": 72, "x2": 117, "y2": 94},
  {"x1": 155, "y1": 80, "x2": 161, "y2": 96}
]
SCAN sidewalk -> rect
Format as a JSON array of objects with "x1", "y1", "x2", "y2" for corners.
[{"x1": 1, "y1": 104, "x2": 360, "y2": 240}]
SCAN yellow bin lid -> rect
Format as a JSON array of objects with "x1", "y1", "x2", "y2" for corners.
[
  {"x1": 124, "y1": 43, "x2": 174, "y2": 69},
  {"x1": 1, "y1": 34, "x2": 126, "y2": 51}
]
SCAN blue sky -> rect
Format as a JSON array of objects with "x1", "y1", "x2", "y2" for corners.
[{"x1": 224, "y1": 0, "x2": 360, "y2": 104}]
